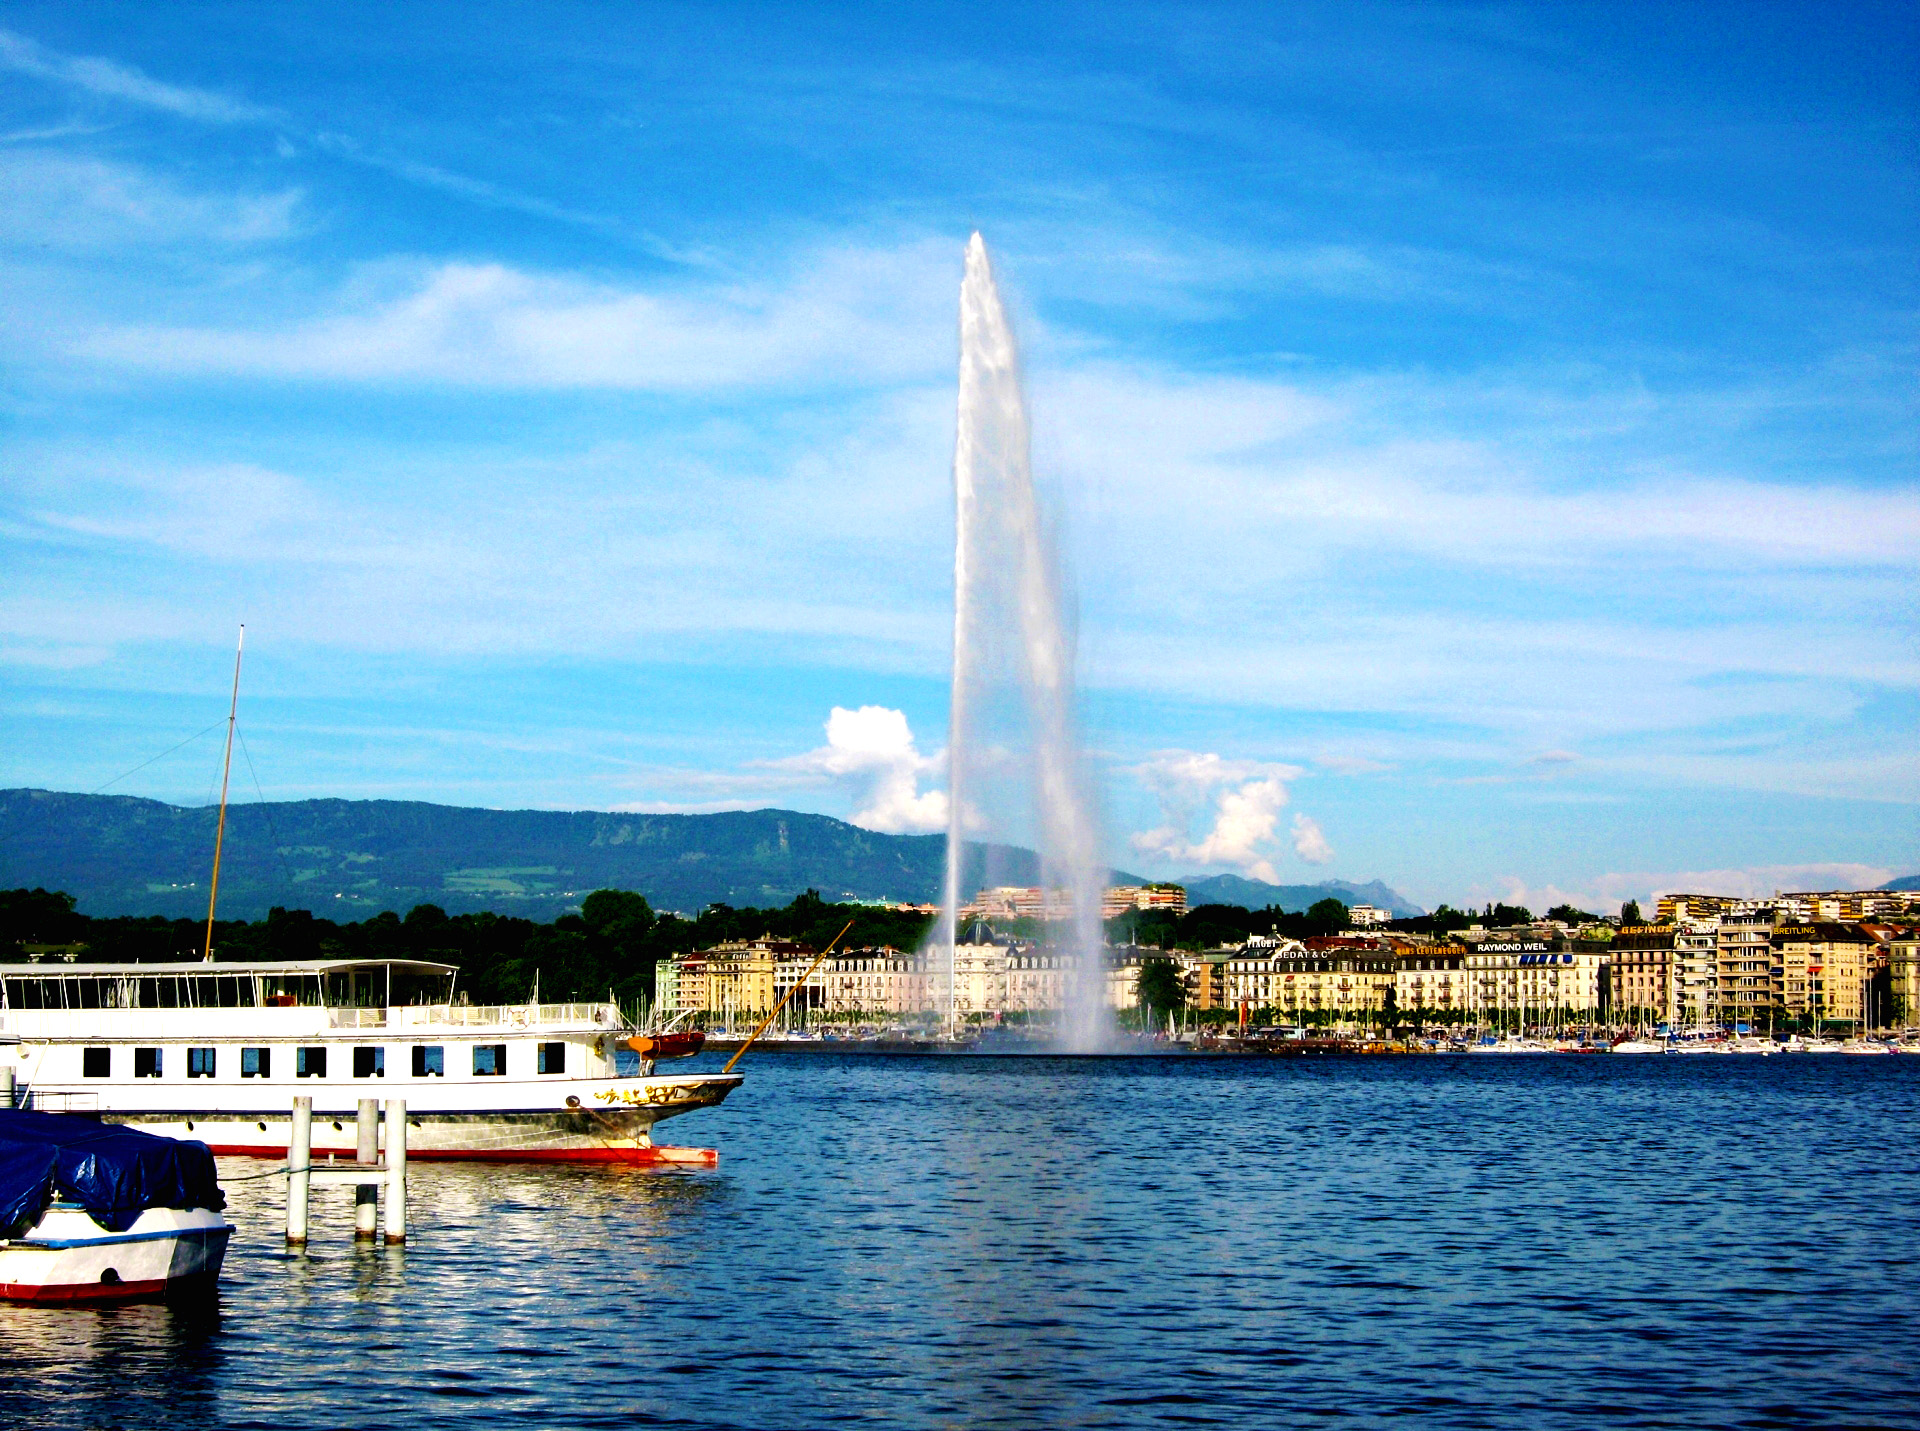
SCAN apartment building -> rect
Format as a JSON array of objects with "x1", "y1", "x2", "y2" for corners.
[
  {"x1": 1672, "y1": 923, "x2": 1719, "y2": 1028},
  {"x1": 1179, "y1": 949, "x2": 1233, "y2": 1011},
  {"x1": 1464, "y1": 935, "x2": 1607, "y2": 1018},
  {"x1": 1779, "y1": 890, "x2": 1920, "y2": 923},
  {"x1": 1716, "y1": 912, "x2": 1780, "y2": 1026},
  {"x1": 1890, "y1": 930, "x2": 1920, "y2": 1027},
  {"x1": 817, "y1": 947, "x2": 932, "y2": 1017},
  {"x1": 964, "y1": 884, "x2": 1192, "y2": 921},
  {"x1": 1102, "y1": 884, "x2": 1189, "y2": 918},
  {"x1": 1774, "y1": 922, "x2": 1878, "y2": 1028},
  {"x1": 1612, "y1": 925, "x2": 1675, "y2": 1026},
  {"x1": 707, "y1": 936, "x2": 815, "y2": 1019},
  {"x1": 1222, "y1": 937, "x2": 1394, "y2": 1022},
  {"x1": 1657, "y1": 893, "x2": 1739, "y2": 924},
  {"x1": 1393, "y1": 945, "x2": 1466, "y2": 1017}
]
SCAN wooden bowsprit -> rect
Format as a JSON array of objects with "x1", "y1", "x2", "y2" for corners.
[{"x1": 721, "y1": 921, "x2": 857, "y2": 1075}]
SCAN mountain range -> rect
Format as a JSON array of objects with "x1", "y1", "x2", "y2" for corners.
[{"x1": 0, "y1": 788, "x2": 1422, "y2": 922}]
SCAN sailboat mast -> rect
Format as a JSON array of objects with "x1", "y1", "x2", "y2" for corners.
[{"x1": 202, "y1": 625, "x2": 245, "y2": 962}]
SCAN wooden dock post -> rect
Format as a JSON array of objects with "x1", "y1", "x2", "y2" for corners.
[
  {"x1": 286, "y1": 1096, "x2": 312, "y2": 1245},
  {"x1": 383, "y1": 1098, "x2": 407, "y2": 1245},
  {"x1": 354, "y1": 1098, "x2": 379, "y2": 1240}
]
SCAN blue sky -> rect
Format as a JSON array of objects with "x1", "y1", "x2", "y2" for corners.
[{"x1": 1, "y1": 2, "x2": 1915, "y2": 911}]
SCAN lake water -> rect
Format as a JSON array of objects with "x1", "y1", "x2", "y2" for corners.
[{"x1": 4, "y1": 1053, "x2": 1917, "y2": 1429}]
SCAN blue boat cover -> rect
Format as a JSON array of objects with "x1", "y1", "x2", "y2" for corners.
[{"x1": 0, "y1": 1111, "x2": 226, "y2": 1236}]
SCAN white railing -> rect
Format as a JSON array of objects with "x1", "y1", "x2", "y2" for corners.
[
  {"x1": 388, "y1": 1002, "x2": 621, "y2": 1031},
  {"x1": 28, "y1": 1091, "x2": 99, "y2": 1114},
  {"x1": 329, "y1": 1008, "x2": 388, "y2": 1028}
]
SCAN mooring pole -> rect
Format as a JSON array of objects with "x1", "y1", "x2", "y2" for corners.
[
  {"x1": 383, "y1": 1098, "x2": 407, "y2": 1245},
  {"x1": 287, "y1": 1096, "x2": 312, "y2": 1245},
  {"x1": 354, "y1": 1097, "x2": 379, "y2": 1240}
]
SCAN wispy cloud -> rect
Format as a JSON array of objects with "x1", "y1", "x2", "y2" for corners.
[
  {"x1": 0, "y1": 28, "x2": 277, "y2": 125},
  {"x1": 0, "y1": 28, "x2": 642, "y2": 244},
  {"x1": 78, "y1": 245, "x2": 956, "y2": 389},
  {"x1": 1486, "y1": 863, "x2": 1905, "y2": 916},
  {"x1": 0, "y1": 151, "x2": 301, "y2": 249}
]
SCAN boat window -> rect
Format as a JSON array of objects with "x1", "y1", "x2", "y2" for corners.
[
  {"x1": 537, "y1": 1041, "x2": 566, "y2": 1075},
  {"x1": 354, "y1": 1046, "x2": 385, "y2": 1078},
  {"x1": 392, "y1": 971, "x2": 456, "y2": 1007},
  {"x1": 411, "y1": 1045, "x2": 444, "y2": 1077},
  {"x1": 473, "y1": 1043, "x2": 507, "y2": 1077},
  {"x1": 241, "y1": 1046, "x2": 271, "y2": 1078},
  {"x1": 296, "y1": 1046, "x2": 327, "y2": 1078},
  {"x1": 83, "y1": 1047, "x2": 111, "y2": 1078},
  {"x1": 188, "y1": 1047, "x2": 216, "y2": 1078},
  {"x1": 134, "y1": 1047, "x2": 162, "y2": 1078}
]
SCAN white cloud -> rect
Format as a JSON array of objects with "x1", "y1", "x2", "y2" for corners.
[
  {"x1": 0, "y1": 29, "x2": 276, "y2": 125},
  {"x1": 772, "y1": 706, "x2": 949, "y2": 835},
  {"x1": 1130, "y1": 751, "x2": 1323, "y2": 882},
  {"x1": 1291, "y1": 813, "x2": 1333, "y2": 865},
  {"x1": 0, "y1": 152, "x2": 301, "y2": 248},
  {"x1": 1481, "y1": 863, "x2": 1903, "y2": 917},
  {"x1": 79, "y1": 244, "x2": 957, "y2": 391}
]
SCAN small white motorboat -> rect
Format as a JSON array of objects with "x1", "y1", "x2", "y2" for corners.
[
  {"x1": 1, "y1": 1203, "x2": 232, "y2": 1303},
  {"x1": 1, "y1": 1110, "x2": 232, "y2": 1304}
]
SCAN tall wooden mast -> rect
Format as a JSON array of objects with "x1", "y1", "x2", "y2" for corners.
[{"x1": 202, "y1": 625, "x2": 244, "y2": 962}]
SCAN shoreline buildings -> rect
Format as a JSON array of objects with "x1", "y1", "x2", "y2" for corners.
[{"x1": 652, "y1": 885, "x2": 1920, "y2": 1031}]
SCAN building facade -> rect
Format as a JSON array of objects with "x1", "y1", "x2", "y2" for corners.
[
  {"x1": 1393, "y1": 945, "x2": 1466, "y2": 1019},
  {"x1": 817, "y1": 947, "x2": 932, "y2": 1017},
  {"x1": 1773, "y1": 923, "x2": 1877, "y2": 1029},
  {"x1": 1611, "y1": 926, "x2": 1675, "y2": 1027},
  {"x1": 1464, "y1": 936, "x2": 1607, "y2": 1020}
]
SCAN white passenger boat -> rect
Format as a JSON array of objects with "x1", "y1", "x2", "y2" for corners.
[
  {"x1": 0, "y1": 958, "x2": 740, "y2": 1164},
  {"x1": 1, "y1": 1111, "x2": 232, "y2": 1303}
]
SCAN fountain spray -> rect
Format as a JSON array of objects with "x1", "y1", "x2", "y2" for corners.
[{"x1": 938, "y1": 234, "x2": 1109, "y2": 1051}]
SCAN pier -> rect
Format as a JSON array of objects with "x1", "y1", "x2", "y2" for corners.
[{"x1": 284, "y1": 1096, "x2": 407, "y2": 1246}]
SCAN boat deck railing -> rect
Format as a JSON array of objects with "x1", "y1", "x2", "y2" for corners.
[
  {"x1": 375, "y1": 1002, "x2": 623, "y2": 1031},
  {"x1": 25, "y1": 1090, "x2": 100, "y2": 1115}
]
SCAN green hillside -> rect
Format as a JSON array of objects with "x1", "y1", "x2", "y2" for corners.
[
  {"x1": 0, "y1": 789, "x2": 1043, "y2": 920},
  {"x1": 0, "y1": 789, "x2": 1421, "y2": 924}
]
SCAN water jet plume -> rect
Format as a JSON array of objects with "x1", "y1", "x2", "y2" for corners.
[{"x1": 935, "y1": 233, "x2": 1110, "y2": 1053}]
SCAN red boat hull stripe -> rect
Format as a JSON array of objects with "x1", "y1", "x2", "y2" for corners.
[
  {"x1": 1, "y1": 1278, "x2": 172, "y2": 1303},
  {"x1": 202, "y1": 1143, "x2": 718, "y2": 1165}
]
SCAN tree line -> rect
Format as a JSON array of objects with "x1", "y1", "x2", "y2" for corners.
[
  {"x1": 11, "y1": 885, "x2": 1607, "y2": 1012},
  {"x1": 0, "y1": 886, "x2": 935, "y2": 1007}
]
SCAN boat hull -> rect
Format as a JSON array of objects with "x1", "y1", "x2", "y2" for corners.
[
  {"x1": 0, "y1": 1207, "x2": 231, "y2": 1304},
  {"x1": 104, "y1": 1092, "x2": 738, "y2": 1166}
]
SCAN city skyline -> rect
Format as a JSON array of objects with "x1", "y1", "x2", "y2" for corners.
[{"x1": 2, "y1": 3, "x2": 1914, "y2": 913}]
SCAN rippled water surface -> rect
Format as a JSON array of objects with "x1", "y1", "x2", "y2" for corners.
[{"x1": 4, "y1": 1055, "x2": 1918, "y2": 1429}]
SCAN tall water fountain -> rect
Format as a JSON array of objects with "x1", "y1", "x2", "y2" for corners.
[{"x1": 938, "y1": 233, "x2": 1110, "y2": 1051}]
